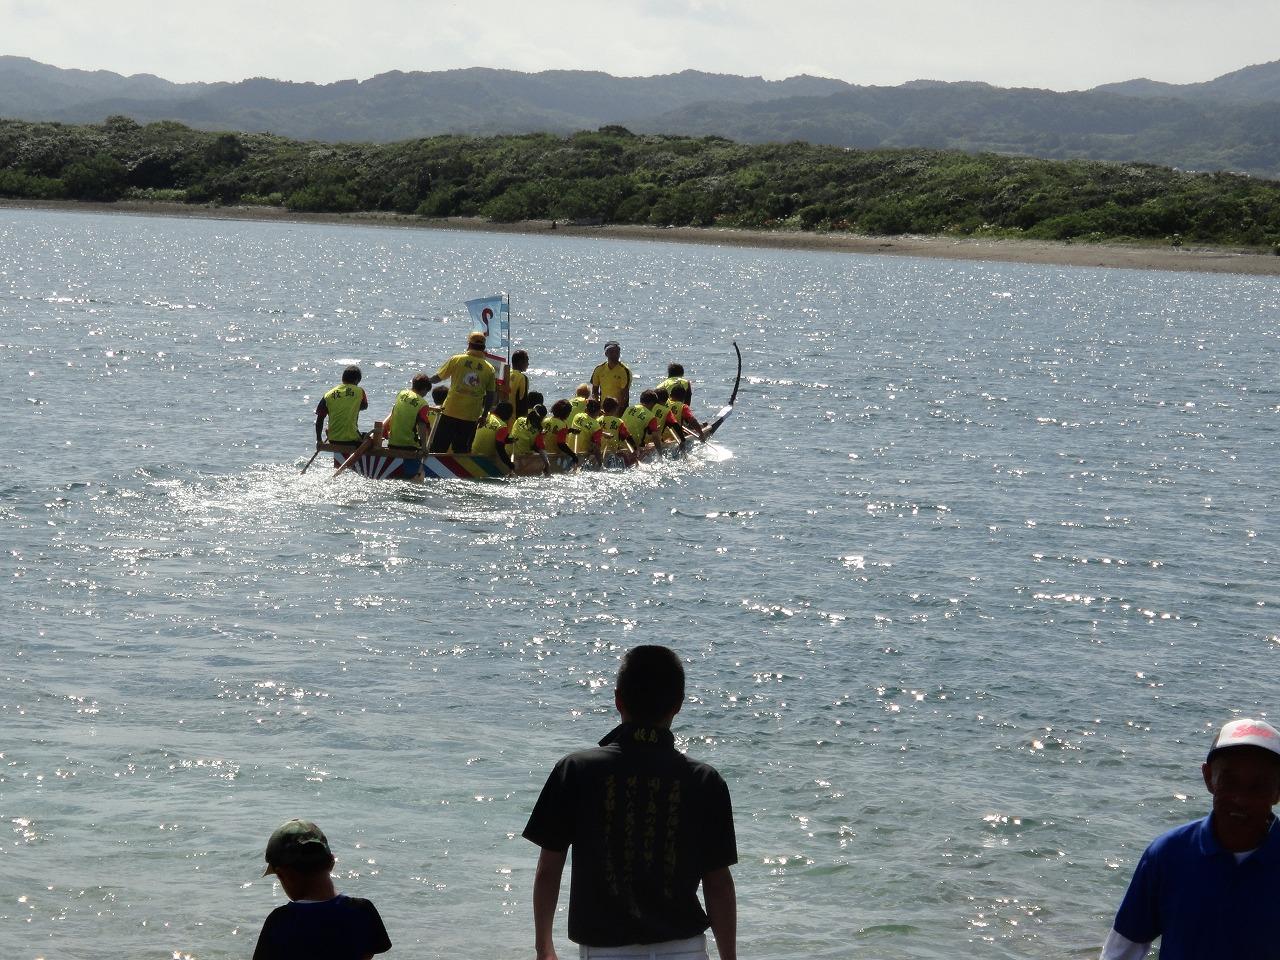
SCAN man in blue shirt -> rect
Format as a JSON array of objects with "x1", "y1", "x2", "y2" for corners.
[{"x1": 1100, "y1": 717, "x2": 1280, "y2": 959}]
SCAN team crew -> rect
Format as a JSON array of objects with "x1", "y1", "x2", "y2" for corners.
[{"x1": 316, "y1": 342, "x2": 708, "y2": 473}]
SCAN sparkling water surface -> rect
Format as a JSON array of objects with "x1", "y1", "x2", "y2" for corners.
[{"x1": 2, "y1": 208, "x2": 1279, "y2": 960}]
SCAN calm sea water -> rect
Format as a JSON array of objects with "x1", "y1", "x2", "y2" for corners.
[{"x1": 2, "y1": 208, "x2": 1279, "y2": 960}]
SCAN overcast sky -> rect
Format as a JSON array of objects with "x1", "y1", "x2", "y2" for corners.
[{"x1": 5, "y1": 0, "x2": 1279, "y2": 90}]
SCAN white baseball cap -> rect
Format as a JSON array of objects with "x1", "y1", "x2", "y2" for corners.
[{"x1": 1206, "y1": 718, "x2": 1280, "y2": 762}]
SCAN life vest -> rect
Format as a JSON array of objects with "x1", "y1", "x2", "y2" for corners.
[
  {"x1": 388, "y1": 389, "x2": 428, "y2": 448},
  {"x1": 662, "y1": 400, "x2": 687, "y2": 438},
  {"x1": 658, "y1": 376, "x2": 691, "y2": 398},
  {"x1": 323, "y1": 384, "x2": 364, "y2": 442},
  {"x1": 471, "y1": 412, "x2": 506, "y2": 457},
  {"x1": 569, "y1": 412, "x2": 601, "y2": 454},
  {"x1": 621, "y1": 403, "x2": 656, "y2": 445},
  {"x1": 509, "y1": 417, "x2": 542, "y2": 457},
  {"x1": 542, "y1": 416, "x2": 573, "y2": 456},
  {"x1": 599, "y1": 414, "x2": 626, "y2": 453}
]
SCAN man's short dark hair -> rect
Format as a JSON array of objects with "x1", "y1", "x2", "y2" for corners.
[
  {"x1": 667, "y1": 362, "x2": 684, "y2": 378},
  {"x1": 512, "y1": 349, "x2": 529, "y2": 371},
  {"x1": 342, "y1": 365, "x2": 362, "y2": 384},
  {"x1": 411, "y1": 372, "x2": 431, "y2": 394},
  {"x1": 431, "y1": 385, "x2": 449, "y2": 404},
  {"x1": 616, "y1": 646, "x2": 685, "y2": 724},
  {"x1": 526, "y1": 391, "x2": 545, "y2": 409},
  {"x1": 494, "y1": 401, "x2": 514, "y2": 420}
]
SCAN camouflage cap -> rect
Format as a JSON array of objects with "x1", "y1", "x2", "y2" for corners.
[{"x1": 262, "y1": 819, "x2": 333, "y2": 876}]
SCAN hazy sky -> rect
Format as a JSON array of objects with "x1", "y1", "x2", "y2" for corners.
[{"x1": 5, "y1": 0, "x2": 1279, "y2": 90}]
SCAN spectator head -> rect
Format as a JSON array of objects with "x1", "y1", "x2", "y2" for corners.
[{"x1": 616, "y1": 646, "x2": 685, "y2": 726}]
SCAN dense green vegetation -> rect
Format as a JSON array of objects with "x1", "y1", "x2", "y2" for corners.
[{"x1": 4, "y1": 116, "x2": 1280, "y2": 248}]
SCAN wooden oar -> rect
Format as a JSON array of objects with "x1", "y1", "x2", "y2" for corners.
[
  {"x1": 301, "y1": 448, "x2": 322, "y2": 474},
  {"x1": 331, "y1": 435, "x2": 375, "y2": 480}
]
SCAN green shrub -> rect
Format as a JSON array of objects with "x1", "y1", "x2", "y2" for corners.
[{"x1": 61, "y1": 153, "x2": 126, "y2": 201}]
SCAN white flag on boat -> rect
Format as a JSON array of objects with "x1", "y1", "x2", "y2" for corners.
[{"x1": 465, "y1": 294, "x2": 509, "y2": 367}]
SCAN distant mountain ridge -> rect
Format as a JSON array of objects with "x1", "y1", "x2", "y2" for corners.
[
  {"x1": 1094, "y1": 60, "x2": 1280, "y2": 102},
  {"x1": 4, "y1": 55, "x2": 1280, "y2": 178}
]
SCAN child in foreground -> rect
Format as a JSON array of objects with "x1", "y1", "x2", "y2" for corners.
[{"x1": 253, "y1": 818, "x2": 391, "y2": 960}]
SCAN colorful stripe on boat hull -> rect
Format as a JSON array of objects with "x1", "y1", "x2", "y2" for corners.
[{"x1": 331, "y1": 450, "x2": 509, "y2": 481}]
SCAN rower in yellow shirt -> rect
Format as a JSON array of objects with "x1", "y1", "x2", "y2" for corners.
[
  {"x1": 509, "y1": 404, "x2": 551, "y2": 475},
  {"x1": 598, "y1": 396, "x2": 639, "y2": 465},
  {"x1": 653, "y1": 386, "x2": 686, "y2": 445},
  {"x1": 543, "y1": 399, "x2": 581, "y2": 469},
  {"x1": 471, "y1": 401, "x2": 514, "y2": 472},
  {"x1": 315, "y1": 365, "x2": 369, "y2": 445},
  {"x1": 568, "y1": 384, "x2": 592, "y2": 421},
  {"x1": 657, "y1": 362, "x2": 692, "y2": 405},
  {"x1": 384, "y1": 373, "x2": 433, "y2": 449},
  {"x1": 621, "y1": 389, "x2": 666, "y2": 461},
  {"x1": 570, "y1": 398, "x2": 605, "y2": 469},
  {"x1": 668, "y1": 383, "x2": 706, "y2": 445},
  {"x1": 590, "y1": 341, "x2": 632, "y2": 410}
]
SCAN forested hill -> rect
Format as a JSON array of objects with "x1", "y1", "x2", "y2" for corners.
[
  {"x1": 5, "y1": 56, "x2": 1280, "y2": 178},
  {"x1": 4, "y1": 117, "x2": 1280, "y2": 250}
]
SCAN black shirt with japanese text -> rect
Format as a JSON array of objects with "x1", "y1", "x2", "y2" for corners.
[{"x1": 523, "y1": 723, "x2": 737, "y2": 947}]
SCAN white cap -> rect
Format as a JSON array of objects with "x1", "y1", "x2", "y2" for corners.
[{"x1": 1206, "y1": 718, "x2": 1280, "y2": 761}]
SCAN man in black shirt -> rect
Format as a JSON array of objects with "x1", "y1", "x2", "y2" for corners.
[{"x1": 523, "y1": 646, "x2": 737, "y2": 960}]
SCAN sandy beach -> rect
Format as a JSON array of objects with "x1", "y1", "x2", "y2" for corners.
[{"x1": 5, "y1": 197, "x2": 1280, "y2": 276}]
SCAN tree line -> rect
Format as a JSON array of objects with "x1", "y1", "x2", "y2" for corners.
[{"x1": 2, "y1": 116, "x2": 1280, "y2": 249}]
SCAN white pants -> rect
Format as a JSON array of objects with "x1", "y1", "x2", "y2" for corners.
[{"x1": 579, "y1": 934, "x2": 708, "y2": 960}]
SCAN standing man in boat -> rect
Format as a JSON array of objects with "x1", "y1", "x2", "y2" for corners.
[
  {"x1": 424, "y1": 332, "x2": 497, "y2": 453},
  {"x1": 314, "y1": 365, "x2": 368, "y2": 445},
  {"x1": 384, "y1": 373, "x2": 434, "y2": 449},
  {"x1": 506, "y1": 349, "x2": 531, "y2": 420},
  {"x1": 523, "y1": 645, "x2": 738, "y2": 960},
  {"x1": 590, "y1": 341, "x2": 632, "y2": 411}
]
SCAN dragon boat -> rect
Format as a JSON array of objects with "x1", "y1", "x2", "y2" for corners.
[{"x1": 314, "y1": 339, "x2": 741, "y2": 484}]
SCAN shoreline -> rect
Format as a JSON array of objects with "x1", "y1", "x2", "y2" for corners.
[{"x1": 5, "y1": 197, "x2": 1280, "y2": 275}]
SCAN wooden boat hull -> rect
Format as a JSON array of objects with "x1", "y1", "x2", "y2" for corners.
[{"x1": 321, "y1": 442, "x2": 654, "y2": 482}]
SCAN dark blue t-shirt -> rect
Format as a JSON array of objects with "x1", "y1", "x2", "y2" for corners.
[
  {"x1": 253, "y1": 894, "x2": 391, "y2": 960},
  {"x1": 1113, "y1": 814, "x2": 1280, "y2": 959}
]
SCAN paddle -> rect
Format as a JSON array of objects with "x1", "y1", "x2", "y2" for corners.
[
  {"x1": 301, "y1": 448, "x2": 322, "y2": 474},
  {"x1": 331, "y1": 434, "x2": 376, "y2": 480}
]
